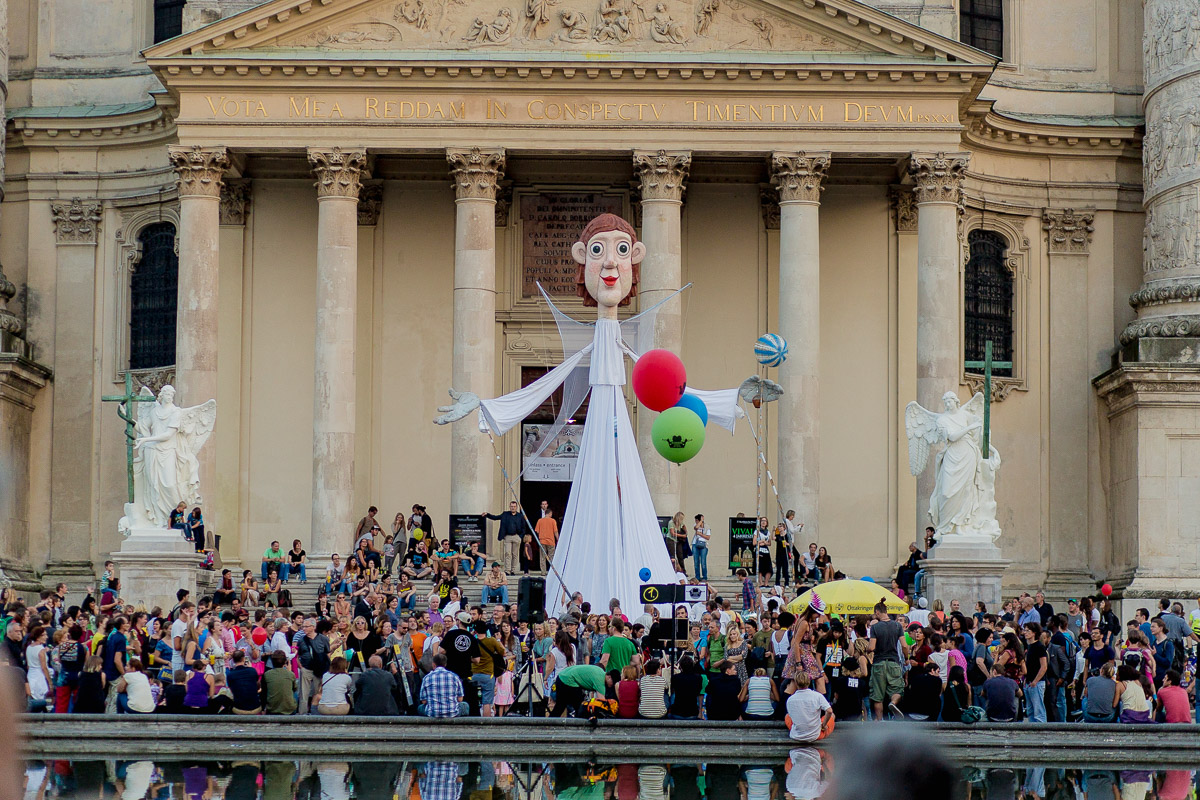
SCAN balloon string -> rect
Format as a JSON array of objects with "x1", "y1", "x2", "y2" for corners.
[
  {"x1": 740, "y1": 404, "x2": 786, "y2": 523},
  {"x1": 484, "y1": 427, "x2": 576, "y2": 601}
]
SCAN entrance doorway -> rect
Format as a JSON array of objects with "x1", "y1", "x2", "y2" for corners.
[{"x1": 518, "y1": 365, "x2": 588, "y2": 523}]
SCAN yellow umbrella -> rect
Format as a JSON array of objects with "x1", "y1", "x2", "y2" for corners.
[{"x1": 786, "y1": 579, "x2": 909, "y2": 616}]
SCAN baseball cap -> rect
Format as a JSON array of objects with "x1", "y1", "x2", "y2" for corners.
[{"x1": 456, "y1": 612, "x2": 472, "y2": 624}]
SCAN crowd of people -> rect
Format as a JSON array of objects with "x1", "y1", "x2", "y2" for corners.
[{"x1": 2, "y1": 509, "x2": 1197, "y2": 739}]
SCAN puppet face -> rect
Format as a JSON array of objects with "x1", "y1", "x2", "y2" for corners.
[{"x1": 572, "y1": 229, "x2": 645, "y2": 308}]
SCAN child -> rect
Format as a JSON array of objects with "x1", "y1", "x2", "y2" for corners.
[
  {"x1": 383, "y1": 536, "x2": 397, "y2": 578},
  {"x1": 99, "y1": 561, "x2": 115, "y2": 594},
  {"x1": 519, "y1": 533, "x2": 540, "y2": 575}
]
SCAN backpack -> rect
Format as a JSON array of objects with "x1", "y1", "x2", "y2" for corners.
[
  {"x1": 1047, "y1": 642, "x2": 1071, "y2": 680},
  {"x1": 1061, "y1": 630, "x2": 1079, "y2": 662}
]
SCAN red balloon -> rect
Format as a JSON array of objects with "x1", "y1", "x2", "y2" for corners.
[
  {"x1": 1100, "y1": 583, "x2": 1113, "y2": 597},
  {"x1": 251, "y1": 626, "x2": 268, "y2": 646},
  {"x1": 632, "y1": 349, "x2": 687, "y2": 412}
]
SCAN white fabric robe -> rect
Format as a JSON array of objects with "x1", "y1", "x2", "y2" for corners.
[{"x1": 477, "y1": 318, "x2": 740, "y2": 617}]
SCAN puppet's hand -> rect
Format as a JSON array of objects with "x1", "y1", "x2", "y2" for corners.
[
  {"x1": 433, "y1": 389, "x2": 480, "y2": 424},
  {"x1": 738, "y1": 375, "x2": 784, "y2": 406}
]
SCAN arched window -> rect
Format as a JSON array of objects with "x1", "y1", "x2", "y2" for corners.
[
  {"x1": 153, "y1": 0, "x2": 187, "y2": 43},
  {"x1": 964, "y1": 229, "x2": 1013, "y2": 377},
  {"x1": 129, "y1": 222, "x2": 178, "y2": 370},
  {"x1": 960, "y1": 0, "x2": 1004, "y2": 59}
]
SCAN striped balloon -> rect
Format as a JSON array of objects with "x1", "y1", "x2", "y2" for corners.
[{"x1": 754, "y1": 333, "x2": 788, "y2": 367}]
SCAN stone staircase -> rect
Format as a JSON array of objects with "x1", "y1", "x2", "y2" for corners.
[{"x1": 210, "y1": 569, "x2": 752, "y2": 615}]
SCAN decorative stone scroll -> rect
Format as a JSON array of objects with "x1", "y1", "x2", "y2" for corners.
[
  {"x1": 219, "y1": 179, "x2": 251, "y2": 225},
  {"x1": 633, "y1": 149, "x2": 690, "y2": 202},
  {"x1": 446, "y1": 147, "x2": 506, "y2": 201},
  {"x1": 1043, "y1": 209, "x2": 1095, "y2": 254},
  {"x1": 909, "y1": 152, "x2": 969, "y2": 205},
  {"x1": 51, "y1": 198, "x2": 103, "y2": 245},
  {"x1": 759, "y1": 187, "x2": 780, "y2": 231},
  {"x1": 889, "y1": 186, "x2": 918, "y2": 232},
  {"x1": 308, "y1": 147, "x2": 369, "y2": 199},
  {"x1": 168, "y1": 146, "x2": 230, "y2": 198},
  {"x1": 769, "y1": 152, "x2": 829, "y2": 203},
  {"x1": 0, "y1": 263, "x2": 21, "y2": 334},
  {"x1": 357, "y1": 182, "x2": 384, "y2": 225}
]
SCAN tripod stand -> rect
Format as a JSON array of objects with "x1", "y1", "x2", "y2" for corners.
[{"x1": 513, "y1": 657, "x2": 545, "y2": 717}]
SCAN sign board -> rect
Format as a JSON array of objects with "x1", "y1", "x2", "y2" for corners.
[
  {"x1": 520, "y1": 192, "x2": 624, "y2": 297},
  {"x1": 449, "y1": 514, "x2": 487, "y2": 554},
  {"x1": 728, "y1": 516, "x2": 758, "y2": 573},
  {"x1": 657, "y1": 516, "x2": 672, "y2": 539},
  {"x1": 640, "y1": 583, "x2": 687, "y2": 604},
  {"x1": 522, "y1": 423, "x2": 583, "y2": 482}
]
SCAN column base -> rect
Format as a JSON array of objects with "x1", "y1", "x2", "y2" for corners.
[
  {"x1": 920, "y1": 539, "x2": 1010, "y2": 610},
  {"x1": 112, "y1": 529, "x2": 200, "y2": 612},
  {"x1": 41, "y1": 560, "x2": 99, "y2": 605},
  {"x1": 1042, "y1": 569, "x2": 1098, "y2": 604}
]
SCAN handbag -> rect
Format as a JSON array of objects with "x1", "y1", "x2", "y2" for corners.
[
  {"x1": 947, "y1": 681, "x2": 985, "y2": 724},
  {"x1": 516, "y1": 667, "x2": 545, "y2": 703}
]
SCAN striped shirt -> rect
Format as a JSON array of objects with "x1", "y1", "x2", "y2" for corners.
[
  {"x1": 745, "y1": 675, "x2": 774, "y2": 716},
  {"x1": 638, "y1": 674, "x2": 669, "y2": 719}
]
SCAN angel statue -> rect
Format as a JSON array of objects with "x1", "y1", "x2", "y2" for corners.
[
  {"x1": 118, "y1": 384, "x2": 217, "y2": 533},
  {"x1": 905, "y1": 391, "x2": 1001, "y2": 541},
  {"x1": 434, "y1": 213, "x2": 778, "y2": 617}
]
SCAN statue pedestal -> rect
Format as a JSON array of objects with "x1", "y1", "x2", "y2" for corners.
[
  {"x1": 920, "y1": 538, "x2": 1010, "y2": 610},
  {"x1": 112, "y1": 528, "x2": 198, "y2": 611}
]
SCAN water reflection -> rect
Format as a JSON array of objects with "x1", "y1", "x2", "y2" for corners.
[{"x1": 20, "y1": 760, "x2": 1200, "y2": 800}]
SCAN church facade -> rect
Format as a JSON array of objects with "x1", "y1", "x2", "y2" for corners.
[{"x1": 0, "y1": 0, "x2": 1191, "y2": 599}]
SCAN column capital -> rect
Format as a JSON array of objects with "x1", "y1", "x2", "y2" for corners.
[
  {"x1": 308, "y1": 147, "x2": 369, "y2": 199},
  {"x1": 770, "y1": 152, "x2": 830, "y2": 204},
  {"x1": 219, "y1": 179, "x2": 251, "y2": 226},
  {"x1": 633, "y1": 149, "x2": 691, "y2": 201},
  {"x1": 357, "y1": 182, "x2": 384, "y2": 226},
  {"x1": 888, "y1": 186, "x2": 919, "y2": 232},
  {"x1": 1042, "y1": 208, "x2": 1095, "y2": 254},
  {"x1": 168, "y1": 145, "x2": 230, "y2": 198},
  {"x1": 50, "y1": 198, "x2": 102, "y2": 245},
  {"x1": 908, "y1": 152, "x2": 969, "y2": 204},
  {"x1": 446, "y1": 147, "x2": 507, "y2": 201}
]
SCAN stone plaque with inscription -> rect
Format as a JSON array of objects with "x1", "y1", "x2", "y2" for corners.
[{"x1": 521, "y1": 192, "x2": 624, "y2": 297}]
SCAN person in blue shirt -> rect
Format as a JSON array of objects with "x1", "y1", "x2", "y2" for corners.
[{"x1": 1150, "y1": 618, "x2": 1175, "y2": 689}]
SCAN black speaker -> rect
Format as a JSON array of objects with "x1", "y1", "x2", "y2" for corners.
[{"x1": 518, "y1": 576, "x2": 546, "y2": 624}]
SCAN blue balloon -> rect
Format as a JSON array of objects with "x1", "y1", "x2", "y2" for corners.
[
  {"x1": 639, "y1": 567, "x2": 652, "y2": 582},
  {"x1": 674, "y1": 393, "x2": 709, "y2": 427},
  {"x1": 860, "y1": 576, "x2": 875, "y2": 583}
]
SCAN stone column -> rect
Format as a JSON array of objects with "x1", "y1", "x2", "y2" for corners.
[
  {"x1": 633, "y1": 149, "x2": 690, "y2": 516},
  {"x1": 216, "y1": 179, "x2": 250, "y2": 569},
  {"x1": 447, "y1": 148, "x2": 505, "y2": 523},
  {"x1": 168, "y1": 145, "x2": 229, "y2": 529},
  {"x1": 1043, "y1": 209, "x2": 1098, "y2": 599},
  {"x1": 909, "y1": 153, "x2": 969, "y2": 411},
  {"x1": 770, "y1": 152, "x2": 829, "y2": 538},
  {"x1": 46, "y1": 199, "x2": 105, "y2": 587},
  {"x1": 308, "y1": 148, "x2": 367, "y2": 558},
  {"x1": 889, "y1": 186, "x2": 920, "y2": 552},
  {"x1": 1091, "y1": 0, "x2": 1200, "y2": 598}
]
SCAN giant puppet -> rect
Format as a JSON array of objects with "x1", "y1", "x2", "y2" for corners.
[{"x1": 435, "y1": 213, "x2": 779, "y2": 616}]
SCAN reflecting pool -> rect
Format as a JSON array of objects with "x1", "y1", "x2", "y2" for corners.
[{"x1": 21, "y1": 759, "x2": 1200, "y2": 800}]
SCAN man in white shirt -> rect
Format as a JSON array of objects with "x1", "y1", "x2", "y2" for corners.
[
  {"x1": 170, "y1": 602, "x2": 195, "y2": 672},
  {"x1": 118, "y1": 658, "x2": 156, "y2": 714},
  {"x1": 907, "y1": 597, "x2": 931, "y2": 627},
  {"x1": 785, "y1": 672, "x2": 833, "y2": 743}
]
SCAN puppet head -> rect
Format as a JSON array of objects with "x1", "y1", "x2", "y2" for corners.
[{"x1": 572, "y1": 213, "x2": 645, "y2": 309}]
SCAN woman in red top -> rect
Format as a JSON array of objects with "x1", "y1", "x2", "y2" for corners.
[{"x1": 616, "y1": 664, "x2": 640, "y2": 718}]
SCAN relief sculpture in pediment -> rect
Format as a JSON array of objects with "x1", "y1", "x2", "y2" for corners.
[{"x1": 276, "y1": 0, "x2": 857, "y2": 53}]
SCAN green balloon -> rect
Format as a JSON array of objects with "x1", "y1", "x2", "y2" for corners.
[{"x1": 652, "y1": 407, "x2": 706, "y2": 463}]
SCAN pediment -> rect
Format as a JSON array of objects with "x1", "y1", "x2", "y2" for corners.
[{"x1": 146, "y1": 0, "x2": 995, "y2": 62}]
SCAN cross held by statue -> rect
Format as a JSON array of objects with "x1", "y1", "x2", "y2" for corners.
[
  {"x1": 101, "y1": 372, "x2": 156, "y2": 504},
  {"x1": 963, "y1": 340, "x2": 1012, "y2": 454}
]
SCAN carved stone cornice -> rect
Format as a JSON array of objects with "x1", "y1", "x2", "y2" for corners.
[
  {"x1": 168, "y1": 145, "x2": 229, "y2": 198},
  {"x1": 964, "y1": 373, "x2": 1021, "y2": 402},
  {"x1": 446, "y1": 147, "x2": 506, "y2": 201},
  {"x1": 0, "y1": 263, "x2": 20, "y2": 335},
  {"x1": 633, "y1": 150, "x2": 691, "y2": 202},
  {"x1": 759, "y1": 187, "x2": 780, "y2": 231},
  {"x1": 908, "y1": 151, "x2": 969, "y2": 205},
  {"x1": 494, "y1": 181, "x2": 513, "y2": 227},
  {"x1": 888, "y1": 186, "x2": 918, "y2": 232},
  {"x1": 50, "y1": 198, "x2": 102, "y2": 245},
  {"x1": 120, "y1": 366, "x2": 176, "y2": 394},
  {"x1": 357, "y1": 182, "x2": 383, "y2": 225},
  {"x1": 1120, "y1": 314, "x2": 1200, "y2": 345},
  {"x1": 1043, "y1": 208, "x2": 1095, "y2": 254},
  {"x1": 308, "y1": 147, "x2": 368, "y2": 199},
  {"x1": 1129, "y1": 279, "x2": 1200, "y2": 310},
  {"x1": 219, "y1": 179, "x2": 251, "y2": 225},
  {"x1": 769, "y1": 152, "x2": 829, "y2": 204}
]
